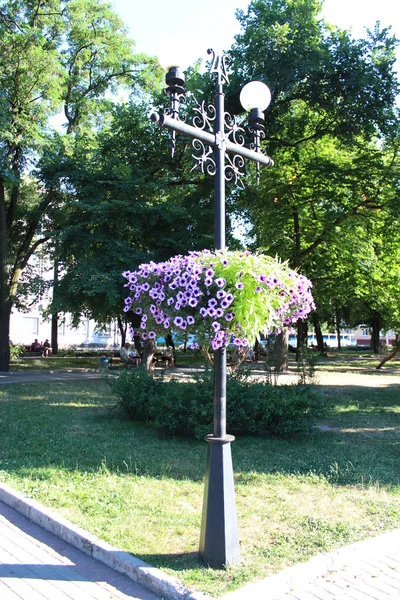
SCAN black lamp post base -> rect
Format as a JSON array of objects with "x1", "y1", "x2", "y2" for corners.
[{"x1": 199, "y1": 434, "x2": 240, "y2": 568}]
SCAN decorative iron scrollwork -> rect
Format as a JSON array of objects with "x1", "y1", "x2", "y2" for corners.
[
  {"x1": 154, "y1": 50, "x2": 272, "y2": 185},
  {"x1": 207, "y1": 48, "x2": 230, "y2": 85},
  {"x1": 225, "y1": 113, "x2": 245, "y2": 147},
  {"x1": 225, "y1": 153, "x2": 245, "y2": 188},
  {"x1": 191, "y1": 139, "x2": 216, "y2": 177},
  {"x1": 192, "y1": 98, "x2": 215, "y2": 133}
]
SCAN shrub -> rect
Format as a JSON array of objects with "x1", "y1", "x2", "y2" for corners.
[
  {"x1": 110, "y1": 369, "x2": 324, "y2": 438},
  {"x1": 108, "y1": 368, "x2": 162, "y2": 421},
  {"x1": 10, "y1": 343, "x2": 26, "y2": 359}
]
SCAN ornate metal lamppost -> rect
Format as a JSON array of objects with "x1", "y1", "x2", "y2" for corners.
[{"x1": 150, "y1": 49, "x2": 273, "y2": 569}]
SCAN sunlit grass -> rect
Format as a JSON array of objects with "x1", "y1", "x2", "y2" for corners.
[
  {"x1": 0, "y1": 376, "x2": 400, "y2": 596},
  {"x1": 10, "y1": 356, "x2": 101, "y2": 370}
]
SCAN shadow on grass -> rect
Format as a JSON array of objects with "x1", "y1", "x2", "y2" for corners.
[{"x1": 1, "y1": 379, "x2": 400, "y2": 489}]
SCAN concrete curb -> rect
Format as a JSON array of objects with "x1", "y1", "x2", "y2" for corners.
[{"x1": 0, "y1": 481, "x2": 214, "y2": 600}]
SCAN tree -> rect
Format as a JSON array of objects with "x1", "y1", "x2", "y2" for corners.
[
  {"x1": 44, "y1": 100, "x2": 216, "y2": 339},
  {"x1": 226, "y1": 0, "x2": 399, "y2": 350},
  {"x1": 0, "y1": 0, "x2": 158, "y2": 371}
]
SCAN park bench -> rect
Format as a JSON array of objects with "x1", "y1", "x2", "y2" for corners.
[
  {"x1": 23, "y1": 346, "x2": 43, "y2": 357},
  {"x1": 108, "y1": 355, "x2": 132, "y2": 369}
]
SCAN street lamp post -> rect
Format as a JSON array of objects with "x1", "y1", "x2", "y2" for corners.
[{"x1": 150, "y1": 49, "x2": 273, "y2": 569}]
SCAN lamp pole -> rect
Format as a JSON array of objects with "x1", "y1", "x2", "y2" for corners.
[{"x1": 150, "y1": 49, "x2": 273, "y2": 568}]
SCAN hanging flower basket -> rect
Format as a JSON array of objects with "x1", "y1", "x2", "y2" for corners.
[{"x1": 123, "y1": 249, "x2": 315, "y2": 353}]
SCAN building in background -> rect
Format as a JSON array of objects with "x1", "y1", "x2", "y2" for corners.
[{"x1": 10, "y1": 307, "x2": 120, "y2": 348}]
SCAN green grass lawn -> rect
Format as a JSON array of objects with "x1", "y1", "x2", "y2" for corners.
[
  {"x1": 9, "y1": 351, "x2": 206, "y2": 371},
  {"x1": 0, "y1": 374, "x2": 400, "y2": 596},
  {"x1": 10, "y1": 356, "x2": 101, "y2": 370},
  {"x1": 314, "y1": 348, "x2": 400, "y2": 371}
]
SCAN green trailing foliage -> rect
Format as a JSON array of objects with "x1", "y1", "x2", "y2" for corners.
[
  {"x1": 9, "y1": 344, "x2": 25, "y2": 360},
  {"x1": 109, "y1": 369, "x2": 324, "y2": 439}
]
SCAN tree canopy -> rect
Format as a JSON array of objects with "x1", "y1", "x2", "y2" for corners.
[{"x1": 1, "y1": 0, "x2": 399, "y2": 370}]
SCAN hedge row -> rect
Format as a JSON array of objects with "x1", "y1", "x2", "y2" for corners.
[{"x1": 109, "y1": 368, "x2": 324, "y2": 439}]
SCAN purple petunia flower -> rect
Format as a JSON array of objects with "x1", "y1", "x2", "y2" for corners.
[
  {"x1": 236, "y1": 282, "x2": 244, "y2": 289},
  {"x1": 135, "y1": 307, "x2": 142, "y2": 315},
  {"x1": 208, "y1": 307, "x2": 217, "y2": 317},
  {"x1": 225, "y1": 313, "x2": 234, "y2": 321},
  {"x1": 204, "y1": 277, "x2": 213, "y2": 287},
  {"x1": 200, "y1": 307, "x2": 208, "y2": 317},
  {"x1": 212, "y1": 321, "x2": 221, "y2": 331},
  {"x1": 189, "y1": 298, "x2": 198, "y2": 307},
  {"x1": 142, "y1": 332, "x2": 148, "y2": 340},
  {"x1": 187, "y1": 316, "x2": 195, "y2": 325},
  {"x1": 215, "y1": 308, "x2": 224, "y2": 318},
  {"x1": 216, "y1": 289, "x2": 226, "y2": 299},
  {"x1": 174, "y1": 316, "x2": 184, "y2": 327},
  {"x1": 149, "y1": 331, "x2": 156, "y2": 339},
  {"x1": 208, "y1": 298, "x2": 217, "y2": 308},
  {"x1": 212, "y1": 339, "x2": 222, "y2": 351},
  {"x1": 215, "y1": 278, "x2": 226, "y2": 288}
]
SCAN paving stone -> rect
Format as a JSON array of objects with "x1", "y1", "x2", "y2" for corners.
[{"x1": 0, "y1": 500, "x2": 160, "y2": 600}]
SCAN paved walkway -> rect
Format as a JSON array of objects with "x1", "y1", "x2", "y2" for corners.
[
  {"x1": 0, "y1": 500, "x2": 160, "y2": 600},
  {"x1": 223, "y1": 529, "x2": 400, "y2": 600}
]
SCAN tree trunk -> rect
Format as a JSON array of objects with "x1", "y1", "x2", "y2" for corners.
[
  {"x1": 50, "y1": 257, "x2": 59, "y2": 354},
  {"x1": 311, "y1": 312, "x2": 326, "y2": 355},
  {"x1": 335, "y1": 307, "x2": 341, "y2": 350},
  {"x1": 371, "y1": 312, "x2": 381, "y2": 354},
  {"x1": 0, "y1": 301, "x2": 12, "y2": 372},
  {"x1": 274, "y1": 330, "x2": 288, "y2": 372},
  {"x1": 296, "y1": 320, "x2": 308, "y2": 361},
  {"x1": 143, "y1": 338, "x2": 155, "y2": 371},
  {"x1": 133, "y1": 334, "x2": 142, "y2": 356},
  {"x1": 0, "y1": 180, "x2": 11, "y2": 372},
  {"x1": 376, "y1": 346, "x2": 400, "y2": 369},
  {"x1": 51, "y1": 315, "x2": 58, "y2": 354},
  {"x1": 117, "y1": 316, "x2": 127, "y2": 347}
]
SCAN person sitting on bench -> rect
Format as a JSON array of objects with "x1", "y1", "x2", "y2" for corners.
[
  {"x1": 42, "y1": 339, "x2": 52, "y2": 357},
  {"x1": 161, "y1": 346, "x2": 174, "y2": 368},
  {"x1": 120, "y1": 343, "x2": 138, "y2": 367},
  {"x1": 31, "y1": 339, "x2": 42, "y2": 352}
]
